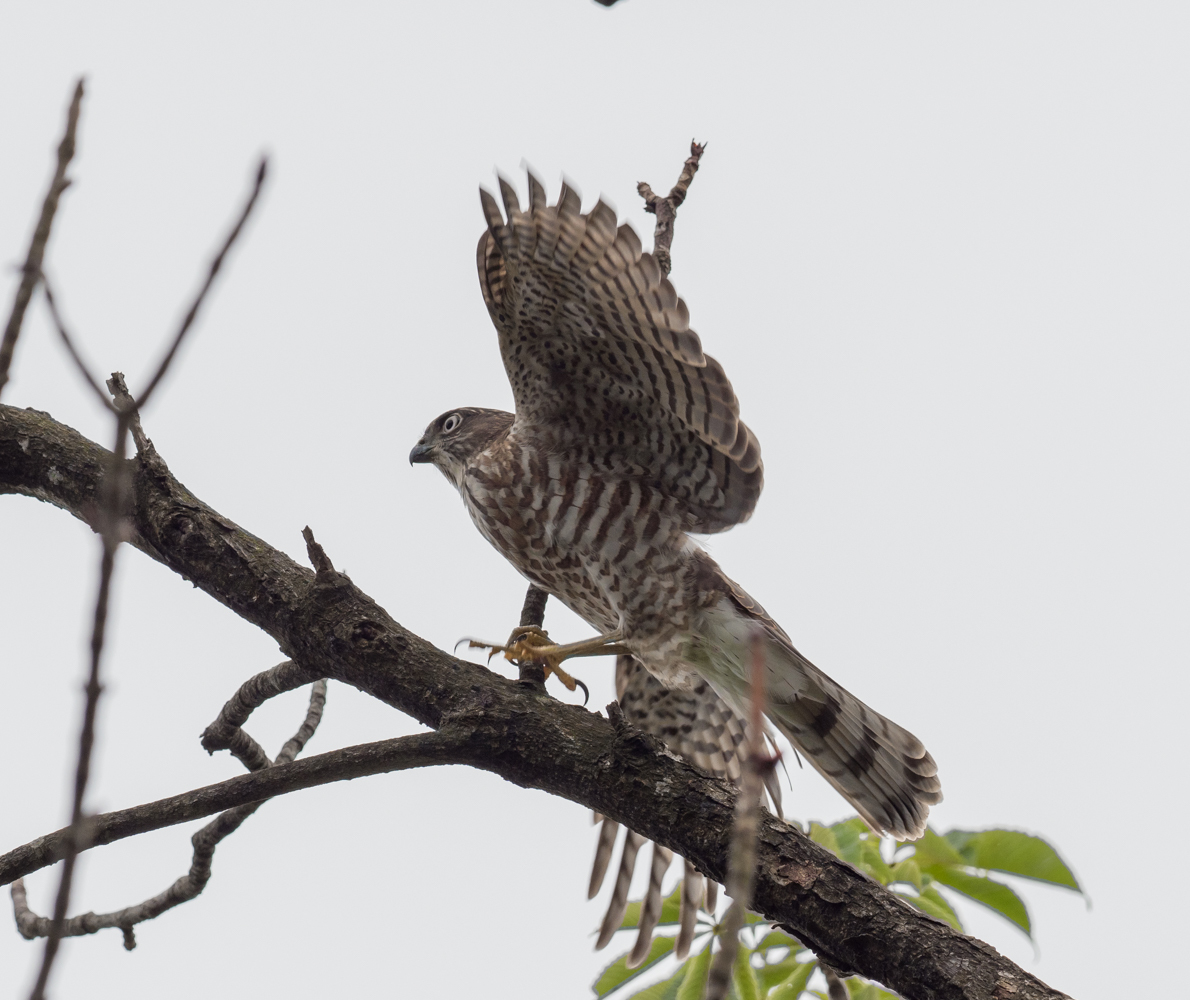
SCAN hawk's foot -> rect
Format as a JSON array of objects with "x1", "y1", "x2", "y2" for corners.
[{"x1": 462, "y1": 625, "x2": 628, "y2": 703}]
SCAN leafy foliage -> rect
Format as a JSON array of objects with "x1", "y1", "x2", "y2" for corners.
[{"x1": 592, "y1": 820, "x2": 1081, "y2": 999}]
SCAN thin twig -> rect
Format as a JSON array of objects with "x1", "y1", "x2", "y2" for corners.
[
  {"x1": 0, "y1": 79, "x2": 85, "y2": 398},
  {"x1": 1, "y1": 727, "x2": 480, "y2": 888},
  {"x1": 705, "y1": 628, "x2": 771, "y2": 1000},
  {"x1": 11, "y1": 681, "x2": 328, "y2": 948},
  {"x1": 134, "y1": 158, "x2": 268, "y2": 411},
  {"x1": 28, "y1": 412, "x2": 129, "y2": 1000},
  {"x1": 39, "y1": 277, "x2": 115, "y2": 412},
  {"x1": 201, "y1": 660, "x2": 322, "y2": 771},
  {"x1": 637, "y1": 140, "x2": 706, "y2": 277}
]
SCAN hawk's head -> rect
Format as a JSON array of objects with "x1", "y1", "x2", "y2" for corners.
[{"x1": 409, "y1": 407, "x2": 515, "y2": 487}]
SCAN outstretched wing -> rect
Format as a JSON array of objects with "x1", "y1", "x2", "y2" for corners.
[{"x1": 476, "y1": 171, "x2": 762, "y2": 533}]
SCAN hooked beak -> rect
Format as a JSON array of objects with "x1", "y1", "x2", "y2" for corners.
[{"x1": 408, "y1": 442, "x2": 434, "y2": 465}]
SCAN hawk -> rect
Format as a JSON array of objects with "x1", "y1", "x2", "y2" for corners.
[{"x1": 409, "y1": 169, "x2": 942, "y2": 902}]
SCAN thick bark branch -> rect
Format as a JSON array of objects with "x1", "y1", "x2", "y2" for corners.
[{"x1": 0, "y1": 403, "x2": 1070, "y2": 1000}]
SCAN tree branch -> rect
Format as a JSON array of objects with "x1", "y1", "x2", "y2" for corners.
[
  {"x1": 638, "y1": 140, "x2": 706, "y2": 276},
  {"x1": 11, "y1": 680, "x2": 328, "y2": 949},
  {"x1": 0, "y1": 404, "x2": 1071, "y2": 1000},
  {"x1": 0, "y1": 727, "x2": 482, "y2": 887},
  {"x1": 28, "y1": 381, "x2": 133, "y2": 1000},
  {"x1": 0, "y1": 79, "x2": 84, "y2": 398}
]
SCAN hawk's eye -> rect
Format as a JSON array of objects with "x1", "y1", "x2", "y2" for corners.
[{"x1": 442, "y1": 413, "x2": 463, "y2": 434}]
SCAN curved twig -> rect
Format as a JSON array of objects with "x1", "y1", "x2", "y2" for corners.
[{"x1": 12, "y1": 681, "x2": 328, "y2": 949}]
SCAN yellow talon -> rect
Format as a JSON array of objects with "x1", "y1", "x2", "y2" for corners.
[{"x1": 463, "y1": 625, "x2": 597, "y2": 704}]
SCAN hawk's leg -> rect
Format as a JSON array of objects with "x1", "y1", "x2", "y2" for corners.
[{"x1": 466, "y1": 626, "x2": 629, "y2": 695}]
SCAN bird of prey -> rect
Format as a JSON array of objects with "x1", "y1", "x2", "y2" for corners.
[{"x1": 409, "y1": 171, "x2": 942, "y2": 856}]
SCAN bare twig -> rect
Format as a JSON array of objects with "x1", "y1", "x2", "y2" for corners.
[
  {"x1": 637, "y1": 140, "x2": 706, "y2": 277},
  {"x1": 0, "y1": 79, "x2": 84, "y2": 398},
  {"x1": 201, "y1": 660, "x2": 321, "y2": 770},
  {"x1": 135, "y1": 157, "x2": 268, "y2": 411},
  {"x1": 23, "y1": 150, "x2": 265, "y2": 992},
  {"x1": 12, "y1": 681, "x2": 328, "y2": 949},
  {"x1": 105, "y1": 373, "x2": 153, "y2": 457},
  {"x1": 28, "y1": 399, "x2": 132, "y2": 1000},
  {"x1": 39, "y1": 278, "x2": 114, "y2": 412},
  {"x1": 705, "y1": 629, "x2": 771, "y2": 1000},
  {"x1": 1, "y1": 727, "x2": 482, "y2": 889}
]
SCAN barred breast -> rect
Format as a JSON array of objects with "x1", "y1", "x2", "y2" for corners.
[{"x1": 459, "y1": 428, "x2": 699, "y2": 664}]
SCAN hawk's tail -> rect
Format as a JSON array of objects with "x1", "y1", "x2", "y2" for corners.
[
  {"x1": 762, "y1": 652, "x2": 942, "y2": 841},
  {"x1": 698, "y1": 592, "x2": 942, "y2": 841}
]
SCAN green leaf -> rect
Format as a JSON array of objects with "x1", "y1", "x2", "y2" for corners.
[
  {"x1": 675, "y1": 939, "x2": 713, "y2": 1000},
  {"x1": 619, "y1": 885, "x2": 687, "y2": 932},
  {"x1": 659, "y1": 885, "x2": 685, "y2": 926},
  {"x1": 910, "y1": 827, "x2": 969, "y2": 869},
  {"x1": 768, "y1": 960, "x2": 817, "y2": 999},
  {"x1": 858, "y1": 839, "x2": 893, "y2": 886},
  {"x1": 619, "y1": 900, "x2": 644, "y2": 931},
  {"x1": 944, "y1": 829, "x2": 1081, "y2": 892},
  {"x1": 626, "y1": 971, "x2": 684, "y2": 1000},
  {"x1": 919, "y1": 885, "x2": 963, "y2": 931},
  {"x1": 896, "y1": 886, "x2": 962, "y2": 931},
  {"x1": 594, "y1": 936, "x2": 676, "y2": 997},
  {"x1": 733, "y1": 943, "x2": 761, "y2": 1000},
  {"x1": 761, "y1": 956, "x2": 815, "y2": 993},
  {"x1": 889, "y1": 858, "x2": 922, "y2": 892},
  {"x1": 809, "y1": 822, "x2": 840, "y2": 856},
  {"x1": 755, "y1": 930, "x2": 801, "y2": 956},
  {"x1": 829, "y1": 818, "x2": 867, "y2": 867},
  {"x1": 930, "y1": 869, "x2": 1030, "y2": 935},
  {"x1": 845, "y1": 978, "x2": 901, "y2": 999}
]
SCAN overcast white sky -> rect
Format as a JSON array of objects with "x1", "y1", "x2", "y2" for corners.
[{"x1": 2, "y1": 2, "x2": 1187, "y2": 997}]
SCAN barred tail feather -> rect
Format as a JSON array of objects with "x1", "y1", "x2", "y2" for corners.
[
  {"x1": 596, "y1": 830, "x2": 645, "y2": 950},
  {"x1": 698, "y1": 592, "x2": 942, "y2": 841},
  {"x1": 765, "y1": 658, "x2": 942, "y2": 840},
  {"x1": 588, "y1": 816, "x2": 620, "y2": 899},
  {"x1": 674, "y1": 860, "x2": 702, "y2": 960},
  {"x1": 626, "y1": 843, "x2": 673, "y2": 969}
]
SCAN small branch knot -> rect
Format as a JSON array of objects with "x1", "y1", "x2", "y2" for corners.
[
  {"x1": 105, "y1": 371, "x2": 156, "y2": 459},
  {"x1": 301, "y1": 526, "x2": 336, "y2": 577}
]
